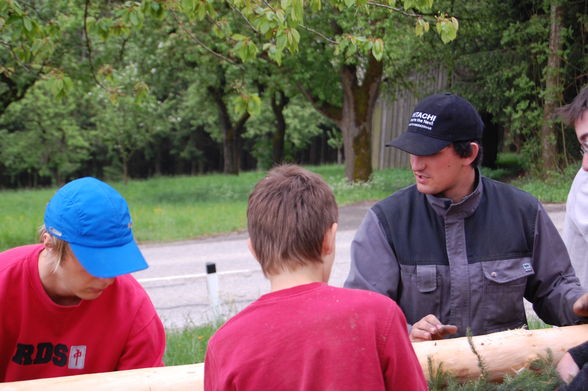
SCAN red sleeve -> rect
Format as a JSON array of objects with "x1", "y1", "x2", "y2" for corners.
[
  {"x1": 204, "y1": 337, "x2": 219, "y2": 391},
  {"x1": 116, "y1": 295, "x2": 166, "y2": 370},
  {"x1": 380, "y1": 302, "x2": 428, "y2": 391}
]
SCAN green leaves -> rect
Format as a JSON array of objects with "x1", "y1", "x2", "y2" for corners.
[
  {"x1": 232, "y1": 34, "x2": 259, "y2": 62},
  {"x1": 335, "y1": 34, "x2": 384, "y2": 61},
  {"x1": 233, "y1": 93, "x2": 261, "y2": 116},
  {"x1": 45, "y1": 71, "x2": 74, "y2": 101},
  {"x1": 436, "y1": 16, "x2": 458, "y2": 43},
  {"x1": 415, "y1": 17, "x2": 429, "y2": 37}
]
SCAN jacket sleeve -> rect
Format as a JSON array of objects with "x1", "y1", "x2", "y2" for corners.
[
  {"x1": 344, "y1": 209, "x2": 401, "y2": 301},
  {"x1": 116, "y1": 296, "x2": 166, "y2": 370},
  {"x1": 526, "y1": 203, "x2": 588, "y2": 326}
]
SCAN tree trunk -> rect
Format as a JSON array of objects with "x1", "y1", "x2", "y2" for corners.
[
  {"x1": 339, "y1": 56, "x2": 383, "y2": 182},
  {"x1": 271, "y1": 90, "x2": 289, "y2": 165},
  {"x1": 207, "y1": 75, "x2": 250, "y2": 175},
  {"x1": 299, "y1": 54, "x2": 383, "y2": 182},
  {"x1": 541, "y1": 2, "x2": 563, "y2": 173}
]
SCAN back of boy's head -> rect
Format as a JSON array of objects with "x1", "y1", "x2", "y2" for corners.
[{"x1": 247, "y1": 165, "x2": 338, "y2": 276}]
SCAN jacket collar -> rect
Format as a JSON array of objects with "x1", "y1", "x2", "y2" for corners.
[{"x1": 426, "y1": 168, "x2": 483, "y2": 219}]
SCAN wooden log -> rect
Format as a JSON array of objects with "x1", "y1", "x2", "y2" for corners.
[
  {"x1": 0, "y1": 363, "x2": 203, "y2": 391},
  {"x1": 413, "y1": 324, "x2": 588, "y2": 382},
  {"x1": 1, "y1": 325, "x2": 587, "y2": 389}
]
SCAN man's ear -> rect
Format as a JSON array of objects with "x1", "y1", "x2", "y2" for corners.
[
  {"x1": 247, "y1": 238, "x2": 258, "y2": 261},
  {"x1": 321, "y1": 223, "x2": 338, "y2": 256},
  {"x1": 464, "y1": 142, "x2": 480, "y2": 166}
]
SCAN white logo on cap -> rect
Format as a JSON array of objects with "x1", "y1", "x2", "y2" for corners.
[
  {"x1": 409, "y1": 111, "x2": 437, "y2": 131},
  {"x1": 49, "y1": 227, "x2": 63, "y2": 237}
]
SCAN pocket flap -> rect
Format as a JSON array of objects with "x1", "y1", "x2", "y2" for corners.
[
  {"x1": 482, "y1": 258, "x2": 534, "y2": 284},
  {"x1": 417, "y1": 265, "x2": 437, "y2": 292}
]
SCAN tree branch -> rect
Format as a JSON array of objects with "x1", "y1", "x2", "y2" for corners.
[
  {"x1": 170, "y1": 10, "x2": 238, "y2": 65},
  {"x1": 297, "y1": 84, "x2": 342, "y2": 124},
  {"x1": 83, "y1": 0, "x2": 106, "y2": 88}
]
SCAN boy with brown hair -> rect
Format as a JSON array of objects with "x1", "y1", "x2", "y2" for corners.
[{"x1": 204, "y1": 165, "x2": 427, "y2": 391}]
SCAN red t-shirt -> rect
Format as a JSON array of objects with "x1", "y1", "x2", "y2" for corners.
[
  {"x1": 0, "y1": 244, "x2": 166, "y2": 382},
  {"x1": 205, "y1": 282, "x2": 427, "y2": 390}
]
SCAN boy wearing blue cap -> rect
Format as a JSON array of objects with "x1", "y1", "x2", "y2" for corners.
[{"x1": 0, "y1": 177, "x2": 165, "y2": 382}]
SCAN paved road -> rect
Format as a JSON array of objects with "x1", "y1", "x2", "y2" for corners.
[{"x1": 134, "y1": 202, "x2": 566, "y2": 329}]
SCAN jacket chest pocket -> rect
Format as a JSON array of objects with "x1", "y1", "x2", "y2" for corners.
[
  {"x1": 481, "y1": 258, "x2": 533, "y2": 332},
  {"x1": 399, "y1": 264, "x2": 445, "y2": 324}
]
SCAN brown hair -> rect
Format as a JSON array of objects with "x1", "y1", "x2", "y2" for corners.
[
  {"x1": 38, "y1": 225, "x2": 70, "y2": 269},
  {"x1": 247, "y1": 165, "x2": 338, "y2": 276},
  {"x1": 558, "y1": 85, "x2": 588, "y2": 126}
]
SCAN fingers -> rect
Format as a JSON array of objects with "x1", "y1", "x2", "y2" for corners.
[
  {"x1": 557, "y1": 352, "x2": 580, "y2": 384},
  {"x1": 573, "y1": 293, "x2": 588, "y2": 317},
  {"x1": 410, "y1": 314, "x2": 458, "y2": 342}
]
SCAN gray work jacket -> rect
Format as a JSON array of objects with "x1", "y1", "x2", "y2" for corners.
[{"x1": 345, "y1": 174, "x2": 587, "y2": 337}]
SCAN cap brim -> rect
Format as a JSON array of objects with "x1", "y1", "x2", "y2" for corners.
[
  {"x1": 386, "y1": 131, "x2": 451, "y2": 156},
  {"x1": 69, "y1": 240, "x2": 148, "y2": 278}
]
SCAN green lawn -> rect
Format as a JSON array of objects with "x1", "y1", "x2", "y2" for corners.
[{"x1": 0, "y1": 165, "x2": 416, "y2": 251}]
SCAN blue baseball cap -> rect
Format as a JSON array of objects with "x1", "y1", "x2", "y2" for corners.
[{"x1": 44, "y1": 177, "x2": 148, "y2": 278}]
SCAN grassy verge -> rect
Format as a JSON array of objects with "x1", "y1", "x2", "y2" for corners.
[
  {"x1": 0, "y1": 161, "x2": 575, "y2": 251},
  {"x1": 0, "y1": 165, "x2": 414, "y2": 251}
]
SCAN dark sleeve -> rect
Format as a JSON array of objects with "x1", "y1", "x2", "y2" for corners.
[
  {"x1": 344, "y1": 209, "x2": 401, "y2": 301},
  {"x1": 570, "y1": 341, "x2": 588, "y2": 368},
  {"x1": 558, "y1": 364, "x2": 588, "y2": 391}
]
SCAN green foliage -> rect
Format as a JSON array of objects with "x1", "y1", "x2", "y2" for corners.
[
  {"x1": 164, "y1": 323, "x2": 220, "y2": 365},
  {"x1": 511, "y1": 164, "x2": 577, "y2": 203},
  {"x1": 0, "y1": 83, "x2": 92, "y2": 185}
]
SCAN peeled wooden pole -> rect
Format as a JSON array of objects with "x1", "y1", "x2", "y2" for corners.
[
  {"x1": 0, "y1": 364, "x2": 203, "y2": 391},
  {"x1": 413, "y1": 324, "x2": 588, "y2": 382},
  {"x1": 1, "y1": 325, "x2": 587, "y2": 389}
]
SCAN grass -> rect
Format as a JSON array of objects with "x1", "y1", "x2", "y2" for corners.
[
  {"x1": 164, "y1": 323, "x2": 220, "y2": 366},
  {"x1": 0, "y1": 165, "x2": 415, "y2": 251},
  {"x1": 0, "y1": 158, "x2": 575, "y2": 251}
]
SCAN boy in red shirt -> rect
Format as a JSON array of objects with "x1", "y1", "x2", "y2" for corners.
[
  {"x1": 0, "y1": 177, "x2": 165, "y2": 382},
  {"x1": 204, "y1": 165, "x2": 427, "y2": 390}
]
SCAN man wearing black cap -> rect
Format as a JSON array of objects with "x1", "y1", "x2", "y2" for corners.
[
  {"x1": 345, "y1": 93, "x2": 588, "y2": 342},
  {"x1": 0, "y1": 177, "x2": 165, "y2": 382}
]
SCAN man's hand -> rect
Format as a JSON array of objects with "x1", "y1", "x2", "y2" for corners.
[
  {"x1": 557, "y1": 352, "x2": 580, "y2": 384},
  {"x1": 573, "y1": 293, "x2": 588, "y2": 317},
  {"x1": 410, "y1": 314, "x2": 458, "y2": 342}
]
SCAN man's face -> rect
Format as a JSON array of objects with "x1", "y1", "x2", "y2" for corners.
[
  {"x1": 59, "y1": 250, "x2": 116, "y2": 302},
  {"x1": 409, "y1": 145, "x2": 473, "y2": 202},
  {"x1": 575, "y1": 112, "x2": 588, "y2": 171}
]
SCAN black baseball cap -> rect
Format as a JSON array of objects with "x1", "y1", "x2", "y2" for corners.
[{"x1": 386, "y1": 93, "x2": 484, "y2": 156}]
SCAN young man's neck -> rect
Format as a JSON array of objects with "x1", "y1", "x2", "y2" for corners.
[
  {"x1": 38, "y1": 250, "x2": 81, "y2": 306},
  {"x1": 268, "y1": 262, "x2": 327, "y2": 292},
  {"x1": 441, "y1": 166, "x2": 477, "y2": 204}
]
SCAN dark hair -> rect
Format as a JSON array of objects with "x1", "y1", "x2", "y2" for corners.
[
  {"x1": 247, "y1": 165, "x2": 338, "y2": 276},
  {"x1": 558, "y1": 85, "x2": 588, "y2": 126},
  {"x1": 452, "y1": 140, "x2": 483, "y2": 168}
]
